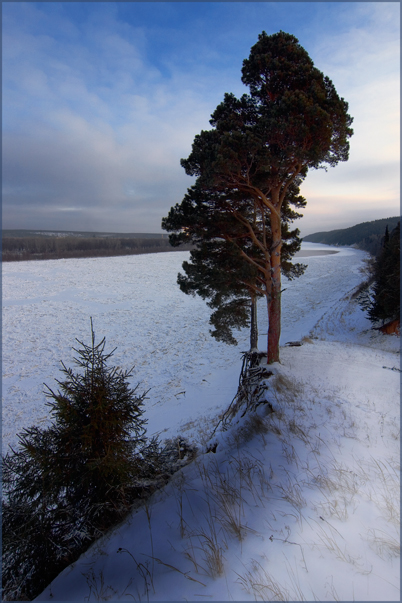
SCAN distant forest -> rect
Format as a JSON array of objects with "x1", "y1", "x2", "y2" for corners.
[
  {"x1": 2, "y1": 230, "x2": 193, "y2": 262},
  {"x1": 3, "y1": 217, "x2": 400, "y2": 261},
  {"x1": 303, "y1": 216, "x2": 400, "y2": 256}
]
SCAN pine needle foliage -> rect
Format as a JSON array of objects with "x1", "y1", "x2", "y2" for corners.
[
  {"x1": 367, "y1": 222, "x2": 400, "y2": 323},
  {"x1": 42, "y1": 320, "x2": 149, "y2": 512},
  {"x1": 2, "y1": 321, "x2": 189, "y2": 601},
  {"x1": 163, "y1": 177, "x2": 307, "y2": 347},
  {"x1": 165, "y1": 31, "x2": 353, "y2": 363}
]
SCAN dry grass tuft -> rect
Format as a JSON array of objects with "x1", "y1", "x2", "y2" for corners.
[
  {"x1": 235, "y1": 558, "x2": 308, "y2": 601},
  {"x1": 276, "y1": 475, "x2": 307, "y2": 511},
  {"x1": 288, "y1": 419, "x2": 309, "y2": 443},
  {"x1": 272, "y1": 373, "x2": 304, "y2": 401},
  {"x1": 83, "y1": 568, "x2": 118, "y2": 601},
  {"x1": 192, "y1": 516, "x2": 227, "y2": 578},
  {"x1": 366, "y1": 528, "x2": 400, "y2": 559},
  {"x1": 314, "y1": 495, "x2": 349, "y2": 521},
  {"x1": 311, "y1": 521, "x2": 364, "y2": 567}
]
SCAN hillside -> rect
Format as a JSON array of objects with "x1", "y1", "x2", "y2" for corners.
[{"x1": 303, "y1": 216, "x2": 400, "y2": 255}]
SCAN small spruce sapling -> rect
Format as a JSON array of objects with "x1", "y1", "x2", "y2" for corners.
[
  {"x1": 43, "y1": 318, "x2": 149, "y2": 518},
  {"x1": 2, "y1": 320, "x2": 152, "y2": 601}
]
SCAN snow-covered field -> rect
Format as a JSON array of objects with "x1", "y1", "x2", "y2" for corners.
[{"x1": 2, "y1": 242, "x2": 400, "y2": 601}]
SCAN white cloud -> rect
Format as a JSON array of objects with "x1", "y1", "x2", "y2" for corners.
[
  {"x1": 298, "y1": 2, "x2": 400, "y2": 234},
  {"x1": 2, "y1": 2, "x2": 400, "y2": 233}
]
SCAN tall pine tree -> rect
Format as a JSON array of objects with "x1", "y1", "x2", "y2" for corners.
[{"x1": 177, "y1": 31, "x2": 353, "y2": 363}]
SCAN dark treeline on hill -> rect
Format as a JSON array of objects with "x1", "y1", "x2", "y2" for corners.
[
  {"x1": 2, "y1": 231, "x2": 193, "y2": 261},
  {"x1": 303, "y1": 216, "x2": 400, "y2": 256},
  {"x1": 358, "y1": 221, "x2": 400, "y2": 328}
]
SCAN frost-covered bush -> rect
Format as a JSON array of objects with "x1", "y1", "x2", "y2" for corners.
[{"x1": 2, "y1": 322, "x2": 194, "y2": 601}]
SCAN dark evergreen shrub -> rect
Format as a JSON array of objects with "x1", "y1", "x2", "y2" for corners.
[
  {"x1": 2, "y1": 321, "x2": 195, "y2": 600},
  {"x1": 362, "y1": 222, "x2": 400, "y2": 324}
]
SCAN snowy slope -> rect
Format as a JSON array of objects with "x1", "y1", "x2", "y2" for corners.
[{"x1": 2, "y1": 243, "x2": 400, "y2": 601}]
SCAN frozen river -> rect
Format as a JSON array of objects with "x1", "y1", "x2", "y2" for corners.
[{"x1": 2, "y1": 242, "x2": 369, "y2": 454}]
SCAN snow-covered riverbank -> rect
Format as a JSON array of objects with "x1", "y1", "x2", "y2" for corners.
[
  {"x1": 1, "y1": 242, "x2": 382, "y2": 455},
  {"x1": 2, "y1": 242, "x2": 400, "y2": 600}
]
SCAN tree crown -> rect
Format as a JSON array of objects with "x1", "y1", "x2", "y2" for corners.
[{"x1": 181, "y1": 30, "x2": 353, "y2": 197}]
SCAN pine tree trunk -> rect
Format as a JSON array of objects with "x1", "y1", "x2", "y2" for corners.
[
  {"x1": 267, "y1": 202, "x2": 282, "y2": 364},
  {"x1": 267, "y1": 287, "x2": 281, "y2": 363},
  {"x1": 250, "y1": 293, "x2": 259, "y2": 351}
]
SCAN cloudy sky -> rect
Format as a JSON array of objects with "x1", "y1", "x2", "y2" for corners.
[{"x1": 2, "y1": 2, "x2": 400, "y2": 236}]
